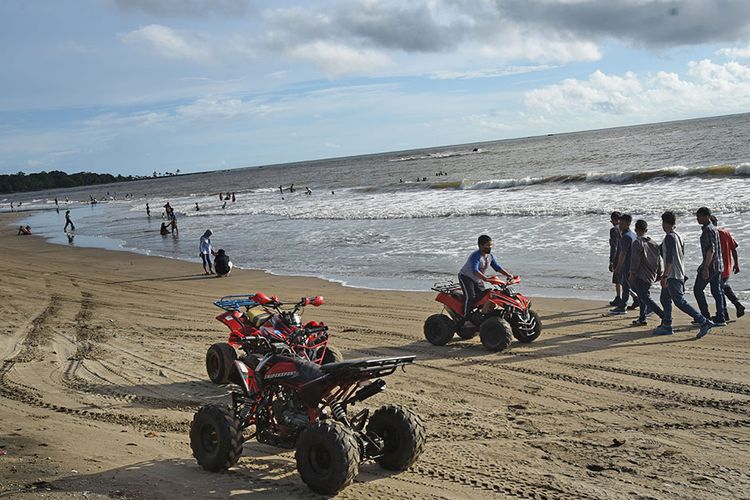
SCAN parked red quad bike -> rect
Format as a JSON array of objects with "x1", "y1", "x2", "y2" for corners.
[
  {"x1": 206, "y1": 292, "x2": 343, "y2": 384},
  {"x1": 190, "y1": 338, "x2": 426, "y2": 495},
  {"x1": 424, "y1": 275, "x2": 542, "y2": 351}
]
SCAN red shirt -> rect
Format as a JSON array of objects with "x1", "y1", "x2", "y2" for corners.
[{"x1": 718, "y1": 228, "x2": 738, "y2": 279}]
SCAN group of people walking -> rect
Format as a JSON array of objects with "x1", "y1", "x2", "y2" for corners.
[{"x1": 608, "y1": 208, "x2": 744, "y2": 338}]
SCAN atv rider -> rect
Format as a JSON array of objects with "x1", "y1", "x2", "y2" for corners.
[{"x1": 458, "y1": 235, "x2": 513, "y2": 324}]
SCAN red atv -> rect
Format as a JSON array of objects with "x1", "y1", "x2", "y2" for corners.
[
  {"x1": 206, "y1": 292, "x2": 343, "y2": 384},
  {"x1": 190, "y1": 338, "x2": 426, "y2": 495},
  {"x1": 424, "y1": 275, "x2": 542, "y2": 351}
]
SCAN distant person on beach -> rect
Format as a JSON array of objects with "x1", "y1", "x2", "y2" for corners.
[
  {"x1": 289, "y1": 184, "x2": 295, "y2": 193},
  {"x1": 279, "y1": 185, "x2": 283, "y2": 195},
  {"x1": 64, "y1": 210, "x2": 75, "y2": 232},
  {"x1": 693, "y1": 207, "x2": 726, "y2": 326},
  {"x1": 305, "y1": 187, "x2": 312, "y2": 195},
  {"x1": 219, "y1": 192, "x2": 223, "y2": 201},
  {"x1": 214, "y1": 249, "x2": 232, "y2": 277},
  {"x1": 629, "y1": 220, "x2": 663, "y2": 326},
  {"x1": 160, "y1": 222, "x2": 170, "y2": 235},
  {"x1": 222, "y1": 201, "x2": 227, "y2": 209},
  {"x1": 146, "y1": 203, "x2": 151, "y2": 217},
  {"x1": 231, "y1": 192, "x2": 236, "y2": 202},
  {"x1": 458, "y1": 235, "x2": 513, "y2": 325},
  {"x1": 10, "y1": 202, "x2": 14, "y2": 211},
  {"x1": 608, "y1": 211, "x2": 622, "y2": 306},
  {"x1": 195, "y1": 203, "x2": 200, "y2": 211},
  {"x1": 17, "y1": 225, "x2": 31, "y2": 235},
  {"x1": 610, "y1": 214, "x2": 638, "y2": 314},
  {"x1": 711, "y1": 215, "x2": 745, "y2": 320},
  {"x1": 655, "y1": 211, "x2": 715, "y2": 338},
  {"x1": 199, "y1": 229, "x2": 216, "y2": 274},
  {"x1": 54, "y1": 197, "x2": 58, "y2": 207}
]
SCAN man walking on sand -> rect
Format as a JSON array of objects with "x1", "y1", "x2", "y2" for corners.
[
  {"x1": 711, "y1": 215, "x2": 745, "y2": 321},
  {"x1": 608, "y1": 211, "x2": 622, "y2": 306},
  {"x1": 629, "y1": 220, "x2": 663, "y2": 326},
  {"x1": 458, "y1": 235, "x2": 513, "y2": 324},
  {"x1": 654, "y1": 211, "x2": 715, "y2": 338},
  {"x1": 610, "y1": 214, "x2": 639, "y2": 314},
  {"x1": 693, "y1": 207, "x2": 726, "y2": 326}
]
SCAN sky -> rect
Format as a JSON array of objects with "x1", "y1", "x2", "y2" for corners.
[{"x1": 3, "y1": 0, "x2": 750, "y2": 176}]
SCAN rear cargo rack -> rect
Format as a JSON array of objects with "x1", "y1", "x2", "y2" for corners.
[
  {"x1": 321, "y1": 355, "x2": 416, "y2": 377},
  {"x1": 431, "y1": 281, "x2": 462, "y2": 294},
  {"x1": 214, "y1": 294, "x2": 260, "y2": 311}
]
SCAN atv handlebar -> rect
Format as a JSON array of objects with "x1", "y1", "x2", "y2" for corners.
[{"x1": 486, "y1": 275, "x2": 521, "y2": 286}]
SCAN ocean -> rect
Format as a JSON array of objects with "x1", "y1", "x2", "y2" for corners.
[{"x1": 8, "y1": 113, "x2": 750, "y2": 300}]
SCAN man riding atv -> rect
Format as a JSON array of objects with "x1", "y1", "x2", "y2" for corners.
[{"x1": 458, "y1": 234, "x2": 514, "y2": 325}]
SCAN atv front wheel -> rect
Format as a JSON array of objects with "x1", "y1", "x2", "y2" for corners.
[
  {"x1": 511, "y1": 309, "x2": 542, "y2": 343},
  {"x1": 295, "y1": 421, "x2": 361, "y2": 495},
  {"x1": 321, "y1": 344, "x2": 344, "y2": 364},
  {"x1": 190, "y1": 404, "x2": 244, "y2": 472},
  {"x1": 423, "y1": 314, "x2": 455, "y2": 346},
  {"x1": 479, "y1": 317, "x2": 513, "y2": 351},
  {"x1": 206, "y1": 343, "x2": 237, "y2": 384},
  {"x1": 367, "y1": 404, "x2": 426, "y2": 471}
]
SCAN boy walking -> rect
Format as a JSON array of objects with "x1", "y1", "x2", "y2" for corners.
[
  {"x1": 693, "y1": 207, "x2": 726, "y2": 326},
  {"x1": 711, "y1": 215, "x2": 745, "y2": 320},
  {"x1": 629, "y1": 220, "x2": 663, "y2": 326},
  {"x1": 610, "y1": 214, "x2": 637, "y2": 314},
  {"x1": 608, "y1": 211, "x2": 622, "y2": 306},
  {"x1": 655, "y1": 211, "x2": 715, "y2": 338}
]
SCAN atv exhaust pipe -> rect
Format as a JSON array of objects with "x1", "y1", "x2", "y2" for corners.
[{"x1": 349, "y1": 379, "x2": 386, "y2": 405}]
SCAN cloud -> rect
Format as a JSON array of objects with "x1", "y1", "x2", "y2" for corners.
[
  {"x1": 496, "y1": 0, "x2": 750, "y2": 49},
  {"x1": 113, "y1": 0, "x2": 250, "y2": 17},
  {"x1": 429, "y1": 65, "x2": 555, "y2": 80},
  {"x1": 717, "y1": 45, "x2": 750, "y2": 58},
  {"x1": 120, "y1": 24, "x2": 211, "y2": 62},
  {"x1": 287, "y1": 41, "x2": 391, "y2": 76},
  {"x1": 524, "y1": 59, "x2": 750, "y2": 119},
  {"x1": 176, "y1": 96, "x2": 275, "y2": 118}
]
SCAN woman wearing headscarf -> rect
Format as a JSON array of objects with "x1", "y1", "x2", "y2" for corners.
[{"x1": 199, "y1": 229, "x2": 216, "y2": 274}]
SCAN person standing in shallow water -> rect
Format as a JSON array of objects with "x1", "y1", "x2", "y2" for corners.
[{"x1": 64, "y1": 210, "x2": 75, "y2": 231}]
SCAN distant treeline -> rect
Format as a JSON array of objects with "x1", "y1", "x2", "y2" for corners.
[{"x1": 0, "y1": 170, "x2": 149, "y2": 194}]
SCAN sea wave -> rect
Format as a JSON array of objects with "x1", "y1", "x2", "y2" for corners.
[
  {"x1": 390, "y1": 149, "x2": 483, "y2": 162},
  {"x1": 459, "y1": 163, "x2": 749, "y2": 190}
]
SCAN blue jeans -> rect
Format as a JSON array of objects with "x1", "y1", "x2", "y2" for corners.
[
  {"x1": 660, "y1": 278, "x2": 706, "y2": 327},
  {"x1": 618, "y1": 270, "x2": 632, "y2": 307},
  {"x1": 633, "y1": 278, "x2": 663, "y2": 322},
  {"x1": 722, "y1": 276, "x2": 741, "y2": 320},
  {"x1": 694, "y1": 270, "x2": 725, "y2": 321}
]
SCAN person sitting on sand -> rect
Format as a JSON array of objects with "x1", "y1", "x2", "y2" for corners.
[
  {"x1": 458, "y1": 235, "x2": 513, "y2": 324},
  {"x1": 17, "y1": 225, "x2": 31, "y2": 235},
  {"x1": 199, "y1": 229, "x2": 216, "y2": 274},
  {"x1": 214, "y1": 249, "x2": 232, "y2": 277}
]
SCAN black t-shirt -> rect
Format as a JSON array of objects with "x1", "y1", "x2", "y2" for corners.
[{"x1": 214, "y1": 254, "x2": 230, "y2": 274}]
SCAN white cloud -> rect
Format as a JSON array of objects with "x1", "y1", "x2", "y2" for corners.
[
  {"x1": 120, "y1": 24, "x2": 211, "y2": 62},
  {"x1": 287, "y1": 41, "x2": 391, "y2": 76},
  {"x1": 717, "y1": 45, "x2": 750, "y2": 58},
  {"x1": 430, "y1": 65, "x2": 555, "y2": 80},
  {"x1": 176, "y1": 97, "x2": 275, "y2": 119},
  {"x1": 525, "y1": 59, "x2": 750, "y2": 119}
]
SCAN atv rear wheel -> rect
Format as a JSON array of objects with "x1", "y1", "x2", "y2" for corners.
[
  {"x1": 206, "y1": 343, "x2": 237, "y2": 384},
  {"x1": 479, "y1": 317, "x2": 513, "y2": 352},
  {"x1": 190, "y1": 404, "x2": 244, "y2": 472},
  {"x1": 367, "y1": 404, "x2": 426, "y2": 471},
  {"x1": 296, "y1": 421, "x2": 360, "y2": 495},
  {"x1": 423, "y1": 314, "x2": 455, "y2": 346},
  {"x1": 321, "y1": 344, "x2": 344, "y2": 364},
  {"x1": 511, "y1": 309, "x2": 542, "y2": 343}
]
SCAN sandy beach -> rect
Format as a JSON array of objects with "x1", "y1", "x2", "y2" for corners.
[{"x1": 1, "y1": 216, "x2": 749, "y2": 499}]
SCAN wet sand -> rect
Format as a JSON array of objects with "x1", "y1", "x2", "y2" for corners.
[{"x1": 1, "y1": 216, "x2": 749, "y2": 499}]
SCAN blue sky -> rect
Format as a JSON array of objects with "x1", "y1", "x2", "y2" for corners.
[{"x1": 3, "y1": 0, "x2": 750, "y2": 176}]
